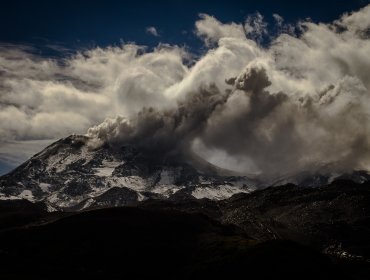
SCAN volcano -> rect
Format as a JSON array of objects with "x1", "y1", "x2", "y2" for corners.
[
  {"x1": 0, "y1": 135, "x2": 257, "y2": 211},
  {"x1": 2, "y1": 134, "x2": 370, "y2": 211}
]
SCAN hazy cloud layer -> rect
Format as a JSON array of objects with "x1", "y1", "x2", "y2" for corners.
[{"x1": 2, "y1": 5, "x2": 370, "y2": 178}]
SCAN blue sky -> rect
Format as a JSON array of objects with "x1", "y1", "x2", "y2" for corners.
[{"x1": 1, "y1": 0, "x2": 368, "y2": 51}]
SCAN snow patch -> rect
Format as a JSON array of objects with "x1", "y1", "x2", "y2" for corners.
[
  {"x1": 45, "y1": 145, "x2": 98, "y2": 173},
  {"x1": 0, "y1": 194, "x2": 22, "y2": 200},
  {"x1": 107, "y1": 176, "x2": 147, "y2": 191},
  {"x1": 137, "y1": 192, "x2": 146, "y2": 202},
  {"x1": 101, "y1": 159, "x2": 122, "y2": 168},
  {"x1": 151, "y1": 185, "x2": 185, "y2": 197},
  {"x1": 93, "y1": 167, "x2": 115, "y2": 177},
  {"x1": 81, "y1": 198, "x2": 95, "y2": 210},
  {"x1": 46, "y1": 152, "x2": 82, "y2": 173},
  {"x1": 80, "y1": 147, "x2": 96, "y2": 166},
  {"x1": 46, "y1": 204, "x2": 58, "y2": 212},
  {"x1": 18, "y1": 190, "x2": 35, "y2": 201},
  {"x1": 93, "y1": 160, "x2": 122, "y2": 177},
  {"x1": 39, "y1": 182, "x2": 51, "y2": 192},
  {"x1": 192, "y1": 185, "x2": 250, "y2": 200}
]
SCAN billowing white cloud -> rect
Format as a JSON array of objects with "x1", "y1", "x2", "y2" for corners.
[
  {"x1": 272, "y1": 14, "x2": 296, "y2": 35},
  {"x1": 244, "y1": 12, "x2": 268, "y2": 42},
  {"x1": 336, "y1": 4, "x2": 370, "y2": 33},
  {"x1": 2, "y1": 5, "x2": 370, "y2": 178},
  {"x1": 0, "y1": 43, "x2": 188, "y2": 142},
  {"x1": 195, "y1": 13, "x2": 246, "y2": 45}
]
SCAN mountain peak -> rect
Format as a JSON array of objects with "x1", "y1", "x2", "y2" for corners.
[{"x1": 0, "y1": 134, "x2": 255, "y2": 211}]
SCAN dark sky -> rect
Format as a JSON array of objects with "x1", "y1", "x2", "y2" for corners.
[{"x1": 1, "y1": 0, "x2": 369, "y2": 51}]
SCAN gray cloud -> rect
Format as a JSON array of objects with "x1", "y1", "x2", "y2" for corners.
[
  {"x1": 244, "y1": 12, "x2": 268, "y2": 43},
  {"x1": 146, "y1": 26, "x2": 160, "y2": 37}
]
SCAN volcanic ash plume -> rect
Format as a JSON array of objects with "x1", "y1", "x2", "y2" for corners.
[{"x1": 87, "y1": 5, "x2": 370, "y2": 178}]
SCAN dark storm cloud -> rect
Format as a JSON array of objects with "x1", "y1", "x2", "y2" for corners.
[{"x1": 88, "y1": 84, "x2": 230, "y2": 159}]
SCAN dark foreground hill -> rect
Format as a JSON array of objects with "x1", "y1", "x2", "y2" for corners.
[
  {"x1": 0, "y1": 206, "x2": 348, "y2": 280},
  {"x1": 0, "y1": 180, "x2": 370, "y2": 279}
]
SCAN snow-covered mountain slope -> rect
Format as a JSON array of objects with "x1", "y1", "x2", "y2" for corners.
[
  {"x1": 1, "y1": 134, "x2": 369, "y2": 212},
  {"x1": 0, "y1": 135, "x2": 256, "y2": 211},
  {"x1": 268, "y1": 169, "x2": 370, "y2": 187}
]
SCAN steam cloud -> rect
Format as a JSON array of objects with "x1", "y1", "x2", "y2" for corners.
[{"x1": 2, "y1": 5, "x2": 370, "y2": 178}]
